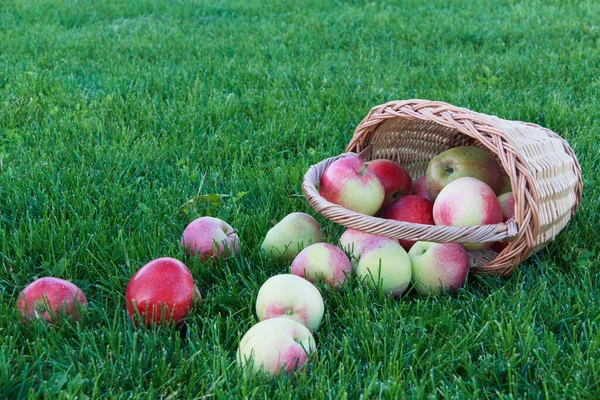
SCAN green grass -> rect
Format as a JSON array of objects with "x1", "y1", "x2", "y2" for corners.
[{"x1": 1, "y1": 0, "x2": 599, "y2": 397}]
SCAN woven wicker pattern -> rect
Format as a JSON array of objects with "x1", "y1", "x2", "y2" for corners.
[{"x1": 303, "y1": 100, "x2": 582, "y2": 276}]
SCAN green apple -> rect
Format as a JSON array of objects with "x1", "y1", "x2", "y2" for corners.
[{"x1": 261, "y1": 212, "x2": 323, "y2": 262}]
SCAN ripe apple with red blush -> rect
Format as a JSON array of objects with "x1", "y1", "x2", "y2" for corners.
[
  {"x1": 380, "y1": 195, "x2": 434, "y2": 251},
  {"x1": 126, "y1": 257, "x2": 201, "y2": 327},
  {"x1": 367, "y1": 159, "x2": 412, "y2": 207},
  {"x1": 17, "y1": 277, "x2": 88, "y2": 324},
  {"x1": 181, "y1": 216, "x2": 239, "y2": 260},
  {"x1": 411, "y1": 176, "x2": 430, "y2": 199},
  {"x1": 318, "y1": 155, "x2": 384, "y2": 216}
]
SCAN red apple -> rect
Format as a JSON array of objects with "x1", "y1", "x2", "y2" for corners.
[
  {"x1": 411, "y1": 176, "x2": 430, "y2": 199},
  {"x1": 408, "y1": 242, "x2": 470, "y2": 295},
  {"x1": 290, "y1": 242, "x2": 352, "y2": 288},
  {"x1": 17, "y1": 277, "x2": 88, "y2": 324},
  {"x1": 380, "y1": 195, "x2": 435, "y2": 251},
  {"x1": 181, "y1": 216, "x2": 239, "y2": 260},
  {"x1": 492, "y1": 192, "x2": 515, "y2": 252},
  {"x1": 126, "y1": 257, "x2": 200, "y2": 327},
  {"x1": 318, "y1": 155, "x2": 384, "y2": 216},
  {"x1": 367, "y1": 159, "x2": 412, "y2": 207},
  {"x1": 433, "y1": 177, "x2": 503, "y2": 250},
  {"x1": 426, "y1": 146, "x2": 504, "y2": 200}
]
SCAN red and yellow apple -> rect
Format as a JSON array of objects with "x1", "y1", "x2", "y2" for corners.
[
  {"x1": 408, "y1": 241, "x2": 470, "y2": 295},
  {"x1": 237, "y1": 317, "x2": 316, "y2": 375},
  {"x1": 290, "y1": 242, "x2": 352, "y2": 288},
  {"x1": 255, "y1": 274, "x2": 325, "y2": 331},
  {"x1": 181, "y1": 216, "x2": 239, "y2": 260},
  {"x1": 433, "y1": 177, "x2": 503, "y2": 250},
  {"x1": 318, "y1": 155, "x2": 384, "y2": 215}
]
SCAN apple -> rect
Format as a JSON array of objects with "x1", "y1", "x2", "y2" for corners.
[
  {"x1": 355, "y1": 236, "x2": 413, "y2": 297},
  {"x1": 255, "y1": 274, "x2": 324, "y2": 331},
  {"x1": 338, "y1": 228, "x2": 382, "y2": 267},
  {"x1": 126, "y1": 257, "x2": 200, "y2": 327},
  {"x1": 499, "y1": 173, "x2": 512, "y2": 194},
  {"x1": 181, "y1": 216, "x2": 239, "y2": 260},
  {"x1": 367, "y1": 159, "x2": 412, "y2": 207},
  {"x1": 411, "y1": 176, "x2": 430, "y2": 199},
  {"x1": 318, "y1": 155, "x2": 385, "y2": 215},
  {"x1": 433, "y1": 177, "x2": 503, "y2": 250},
  {"x1": 261, "y1": 212, "x2": 323, "y2": 262},
  {"x1": 237, "y1": 317, "x2": 316, "y2": 375},
  {"x1": 379, "y1": 195, "x2": 434, "y2": 251},
  {"x1": 408, "y1": 241, "x2": 470, "y2": 295},
  {"x1": 498, "y1": 192, "x2": 515, "y2": 221},
  {"x1": 17, "y1": 277, "x2": 88, "y2": 323},
  {"x1": 425, "y1": 146, "x2": 504, "y2": 200},
  {"x1": 290, "y1": 242, "x2": 352, "y2": 288}
]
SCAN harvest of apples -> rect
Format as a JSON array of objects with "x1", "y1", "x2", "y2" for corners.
[{"x1": 14, "y1": 145, "x2": 516, "y2": 377}]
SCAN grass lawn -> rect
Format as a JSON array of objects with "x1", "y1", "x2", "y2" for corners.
[{"x1": 1, "y1": 0, "x2": 599, "y2": 398}]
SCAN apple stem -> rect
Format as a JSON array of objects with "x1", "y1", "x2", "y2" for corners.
[{"x1": 359, "y1": 163, "x2": 369, "y2": 176}]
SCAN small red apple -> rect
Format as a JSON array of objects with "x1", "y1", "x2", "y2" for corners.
[
  {"x1": 380, "y1": 195, "x2": 435, "y2": 251},
  {"x1": 17, "y1": 277, "x2": 88, "y2": 324},
  {"x1": 367, "y1": 159, "x2": 412, "y2": 207},
  {"x1": 126, "y1": 257, "x2": 200, "y2": 327}
]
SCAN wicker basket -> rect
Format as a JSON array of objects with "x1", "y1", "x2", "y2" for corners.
[{"x1": 302, "y1": 100, "x2": 583, "y2": 276}]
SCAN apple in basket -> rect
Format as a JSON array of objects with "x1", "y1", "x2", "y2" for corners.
[
  {"x1": 290, "y1": 242, "x2": 353, "y2": 288},
  {"x1": 318, "y1": 155, "x2": 385, "y2": 216},
  {"x1": 367, "y1": 159, "x2": 412, "y2": 207},
  {"x1": 126, "y1": 257, "x2": 201, "y2": 327},
  {"x1": 17, "y1": 277, "x2": 88, "y2": 324},
  {"x1": 411, "y1": 176, "x2": 430, "y2": 199},
  {"x1": 255, "y1": 274, "x2": 325, "y2": 331},
  {"x1": 339, "y1": 229, "x2": 412, "y2": 297},
  {"x1": 261, "y1": 212, "x2": 323, "y2": 262},
  {"x1": 237, "y1": 317, "x2": 316, "y2": 375},
  {"x1": 433, "y1": 177, "x2": 503, "y2": 250},
  {"x1": 492, "y1": 191, "x2": 516, "y2": 252},
  {"x1": 379, "y1": 195, "x2": 435, "y2": 251},
  {"x1": 181, "y1": 216, "x2": 239, "y2": 260},
  {"x1": 426, "y1": 146, "x2": 504, "y2": 200},
  {"x1": 408, "y1": 241, "x2": 470, "y2": 295}
]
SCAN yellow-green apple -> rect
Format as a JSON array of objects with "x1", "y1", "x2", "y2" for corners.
[
  {"x1": 433, "y1": 177, "x2": 503, "y2": 250},
  {"x1": 367, "y1": 159, "x2": 412, "y2": 207},
  {"x1": 126, "y1": 257, "x2": 201, "y2": 327},
  {"x1": 408, "y1": 241, "x2": 470, "y2": 295},
  {"x1": 255, "y1": 274, "x2": 325, "y2": 331},
  {"x1": 492, "y1": 192, "x2": 515, "y2": 252},
  {"x1": 261, "y1": 212, "x2": 323, "y2": 262},
  {"x1": 411, "y1": 176, "x2": 430, "y2": 199},
  {"x1": 318, "y1": 155, "x2": 384, "y2": 215},
  {"x1": 426, "y1": 146, "x2": 504, "y2": 200},
  {"x1": 290, "y1": 242, "x2": 352, "y2": 288},
  {"x1": 237, "y1": 317, "x2": 316, "y2": 375},
  {"x1": 181, "y1": 216, "x2": 239, "y2": 260},
  {"x1": 17, "y1": 277, "x2": 88, "y2": 324},
  {"x1": 355, "y1": 236, "x2": 413, "y2": 297},
  {"x1": 380, "y1": 195, "x2": 434, "y2": 251}
]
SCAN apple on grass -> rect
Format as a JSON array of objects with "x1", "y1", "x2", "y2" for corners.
[
  {"x1": 408, "y1": 241, "x2": 470, "y2": 295},
  {"x1": 255, "y1": 274, "x2": 324, "y2": 332},
  {"x1": 290, "y1": 242, "x2": 352, "y2": 288},
  {"x1": 261, "y1": 212, "x2": 323, "y2": 262},
  {"x1": 433, "y1": 177, "x2": 503, "y2": 250},
  {"x1": 411, "y1": 176, "x2": 430, "y2": 199},
  {"x1": 380, "y1": 195, "x2": 434, "y2": 251},
  {"x1": 126, "y1": 257, "x2": 201, "y2": 327},
  {"x1": 426, "y1": 146, "x2": 504, "y2": 200},
  {"x1": 318, "y1": 155, "x2": 384, "y2": 216},
  {"x1": 17, "y1": 277, "x2": 88, "y2": 324},
  {"x1": 181, "y1": 216, "x2": 239, "y2": 260},
  {"x1": 237, "y1": 317, "x2": 316, "y2": 376},
  {"x1": 338, "y1": 228, "x2": 376, "y2": 267},
  {"x1": 367, "y1": 159, "x2": 412, "y2": 207}
]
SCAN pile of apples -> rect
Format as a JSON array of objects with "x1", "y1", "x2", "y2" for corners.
[{"x1": 14, "y1": 145, "x2": 516, "y2": 377}]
